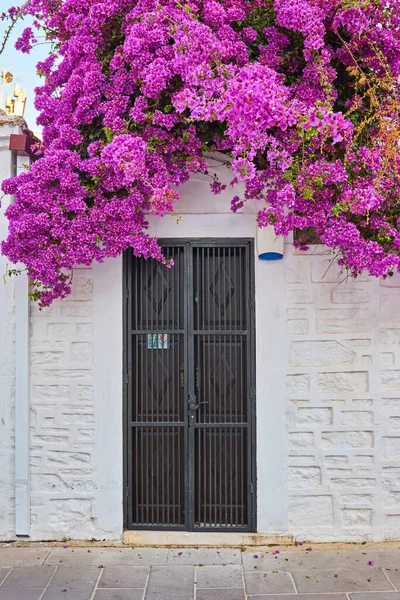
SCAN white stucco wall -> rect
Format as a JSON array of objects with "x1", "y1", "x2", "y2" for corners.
[
  {"x1": 0, "y1": 123, "x2": 17, "y2": 540},
  {"x1": 1, "y1": 151, "x2": 400, "y2": 541}
]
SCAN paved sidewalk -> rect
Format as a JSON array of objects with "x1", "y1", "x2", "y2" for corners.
[{"x1": 0, "y1": 545, "x2": 400, "y2": 599}]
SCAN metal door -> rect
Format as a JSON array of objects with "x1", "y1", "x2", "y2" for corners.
[{"x1": 124, "y1": 240, "x2": 256, "y2": 531}]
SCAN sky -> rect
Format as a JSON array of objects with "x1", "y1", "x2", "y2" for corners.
[{"x1": 1, "y1": 14, "x2": 49, "y2": 129}]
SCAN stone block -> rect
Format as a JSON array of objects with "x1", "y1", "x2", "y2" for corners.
[
  {"x1": 384, "y1": 491, "x2": 400, "y2": 507},
  {"x1": 47, "y1": 323, "x2": 70, "y2": 339},
  {"x1": 286, "y1": 289, "x2": 315, "y2": 304},
  {"x1": 288, "y1": 495, "x2": 334, "y2": 527},
  {"x1": 289, "y1": 432, "x2": 314, "y2": 453},
  {"x1": 352, "y1": 399, "x2": 373, "y2": 407},
  {"x1": 290, "y1": 341, "x2": 355, "y2": 367},
  {"x1": 325, "y1": 455, "x2": 348, "y2": 466},
  {"x1": 40, "y1": 369, "x2": 91, "y2": 380},
  {"x1": 384, "y1": 514, "x2": 400, "y2": 538},
  {"x1": 31, "y1": 351, "x2": 64, "y2": 366},
  {"x1": 381, "y1": 352, "x2": 395, "y2": 367},
  {"x1": 342, "y1": 508, "x2": 373, "y2": 527},
  {"x1": 354, "y1": 456, "x2": 374, "y2": 466},
  {"x1": 77, "y1": 385, "x2": 94, "y2": 401},
  {"x1": 287, "y1": 319, "x2": 308, "y2": 334},
  {"x1": 285, "y1": 259, "x2": 309, "y2": 284},
  {"x1": 318, "y1": 372, "x2": 368, "y2": 393},
  {"x1": 288, "y1": 466, "x2": 321, "y2": 489},
  {"x1": 381, "y1": 370, "x2": 400, "y2": 392},
  {"x1": 296, "y1": 407, "x2": 333, "y2": 425},
  {"x1": 287, "y1": 308, "x2": 308, "y2": 318},
  {"x1": 340, "y1": 411, "x2": 373, "y2": 426},
  {"x1": 382, "y1": 437, "x2": 400, "y2": 460},
  {"x1": 60, "y1": 304, "x2": 92, "y2": 317},
  {"x1": 76, "y1": 323, "x2": 93, "y2": 336},
  {"x1": 286, "y1": 374, "x2": 310, "y2": 395},
  {"x1": 346, "y1": 339, "x2": 371, "y2": 347},
  {"x1": 381, "y1": 273, "x2": 400, "y2": 287},
  {"x1": 70, "y1": 277, "x2": 93, "y2": 301},
  {"x1": 340, "y1": 494, "x2": 373, "y2": 506},
  {"x1": 331, "y1": 289, "x2": 371, "y2": 304},
  {"x1": 32, "y1": 474, "x2": 72, "y2": 492},
  {"x1": 32, "y1": 385, "x2": 70, "y2": 401},
  {"x1": 321, "y1": 431, "x2": 373, "y2": 449},
  {"x1": 381, "y1": 295, "x2": 400, "y2": 321},
  {"x1": 390, "y1": 416, "x2": 400, "y2": 429},
  {"x1": 47, "y1": 450, "x2": 91, "y2": 465},
  {"x1": 71, "y1": 342, "x2": 93, "y2": 364},
  {"x1": 311, "y1": 260, "x2": 346, "y2": 283},
  {"x1": 331, "y1": 478, "x2": 376, "y2": 488},
  {"x1": 317, "y1": 309, "x2": 371, "y2": 334},
  {"x1": 379, "y1": 329, "x2": 400, "y2": 345},
  {"x1": 61, "y1": 413, "x2": 94, "y2": 425}
]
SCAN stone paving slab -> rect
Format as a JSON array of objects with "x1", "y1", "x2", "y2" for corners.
[
  {"x1": 195, "y1": 565, "x2": 243, "y2": 588},
  {"x1": 145, "y1": 566, "x2": 194, "y2": 600},
  {"x1": 1, "y1": 566, "x2": 55, "y2": 588},
  {"x1": 247, "y1": 596, "x2": 348, "y2": 600},
  {"x1": 384, "y1": 568, "x2": 400, "y2": 589},
  {"x1": 0, "y1": 590, "x2": 44, "y2": 600},
  {"x1": 0, "y1": 548, "x2": 50, "y2": 567},
  {"x1": 244, "y1": 570, "x2": 296, "y2": 595},
  {"x1": 293, "y1": 567, "x2": 395, "y2": 593},
  {"x1": 0, "y1": 568, "x2": 10, "y2": 584},
  {"x1": 342, "y1": 548, "x2": 400, "y2": 569},
  {"x1": 168, "y1": 548, "x2": 241, "y2": 565},
  {"x1": 41, "y1": 566, "x2": 99, "y2": 600},
  {"x1": 242, "y1": 549, "x2": 347, "y2": 571},
  {"x1": 94, "y1": 590, "x2": 145, "y2": 600},
  {"x1": 349, "y1": 594, "x2": 400, "y2": 599},
  {"x1": 98, "y1": 565, "x2": 149, "y2": 588},
  {"x1": 197, "y1": 589, "x2": 245, "y2": 600},
  {"x1": 44, "y1": 547, "x2": 169, "y2": 567},
  {"x1": 0, "y1": 545, "x2": 400, "y2": 598}
]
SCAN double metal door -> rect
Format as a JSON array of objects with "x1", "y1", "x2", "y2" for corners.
[{"x1": 124, "y1": 239, "x2": 256, "y2": 531}]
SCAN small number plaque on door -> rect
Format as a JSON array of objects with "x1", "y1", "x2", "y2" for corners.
[{"x1": 147, "y1": 333, "x2": 169, "y2": 350}]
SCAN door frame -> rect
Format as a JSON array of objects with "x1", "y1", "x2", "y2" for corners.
[{"x1": 123, "y1": 238, "x2": 257, "y2": 531}]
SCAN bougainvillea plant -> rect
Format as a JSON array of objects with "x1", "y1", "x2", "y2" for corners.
[{"x1": 1, "y1": 0, "x2": 400, "y2": 305}]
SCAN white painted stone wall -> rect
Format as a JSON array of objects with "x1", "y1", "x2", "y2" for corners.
[
  {"x1": 1, "y1": 151, "x2": 400, "y2": 541},
  {"x1": 0, "y1": 121, "x2": 17, "y2": 540},
  {"x1": 284, "y1": 246, "x2": 400, "y2": 542}
]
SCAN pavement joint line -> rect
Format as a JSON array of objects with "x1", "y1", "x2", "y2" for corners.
[
  {"x1": 194, "y1": 564, "x2": 197, "y2": 600},
  {"x1": 89, "y1": 566, "x2": 104, "y2": 600},
  {"x1": 141, "y1": 565, "x2": 150, "y2": 600},
  {"x1": 0, "y1": 567, "x2": 12, "y2": 587},
  {"x1": 287, "y1": 570, "x2": 299, "y2": 594},
  {"x1": 196, "y1": 586, "x2": 245, "y2": 589},
  {"x1": 38, "y1": 565, "x2": 58, "y2": 600},
  {"x1": 240, "y1": 562, "x2": 247, "y2": 599},
  {"x1": 41, "y1": 549, "x2": 53, "y2": 566},
  {"x1": 381, "y1": 567, "x2": 399, "y2": 591}
]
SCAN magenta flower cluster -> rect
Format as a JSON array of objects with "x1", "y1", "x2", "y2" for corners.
[{"x1": 2, "y1": 0, "x2": 400, "y2": 304}]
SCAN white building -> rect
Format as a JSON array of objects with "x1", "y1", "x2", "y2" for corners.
[{"x1": 1, "y1": 113, "x2": 400, "y2": 544}]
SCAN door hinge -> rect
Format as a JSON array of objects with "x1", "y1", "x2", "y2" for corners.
[
  {"x1": 247, "y1": 297, "x2": 255, "y2": 309},
  {"x1": 248, "y1": 387, "x2": 255, "y2": 401},
  {"x1": 125, "y1": 373, "x2": 130, "y2": 385},
  {"x1": 125, "y1": 487, "x2": 129, "y2": 499},
  {"x1": 125, "y1": 287, "x2": 130, "y2": 300},
  {"x1": 250, "y1": 482, "x2": 254, "y2": 494}
]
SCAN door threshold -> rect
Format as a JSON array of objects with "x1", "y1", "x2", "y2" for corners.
[{"x1": 122, "y1": 531, "x2": 293, "y2": 547}]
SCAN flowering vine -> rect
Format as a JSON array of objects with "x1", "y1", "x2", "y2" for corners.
[{"x1": 1, "y1": 0, "x2": 400, "y2": 305}]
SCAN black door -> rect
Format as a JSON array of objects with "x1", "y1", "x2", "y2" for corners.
[{"x1": 124, "y1": 239, "x2": 256, "y2": 531}]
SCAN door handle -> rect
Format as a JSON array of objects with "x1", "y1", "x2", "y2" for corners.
[{"x1": 188, "y1": 394, "x2": 208, "y2": 426}]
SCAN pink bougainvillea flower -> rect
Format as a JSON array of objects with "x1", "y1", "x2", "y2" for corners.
[{"x1": 0, "y1": 0, "x2": 399, "y2": 305}]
